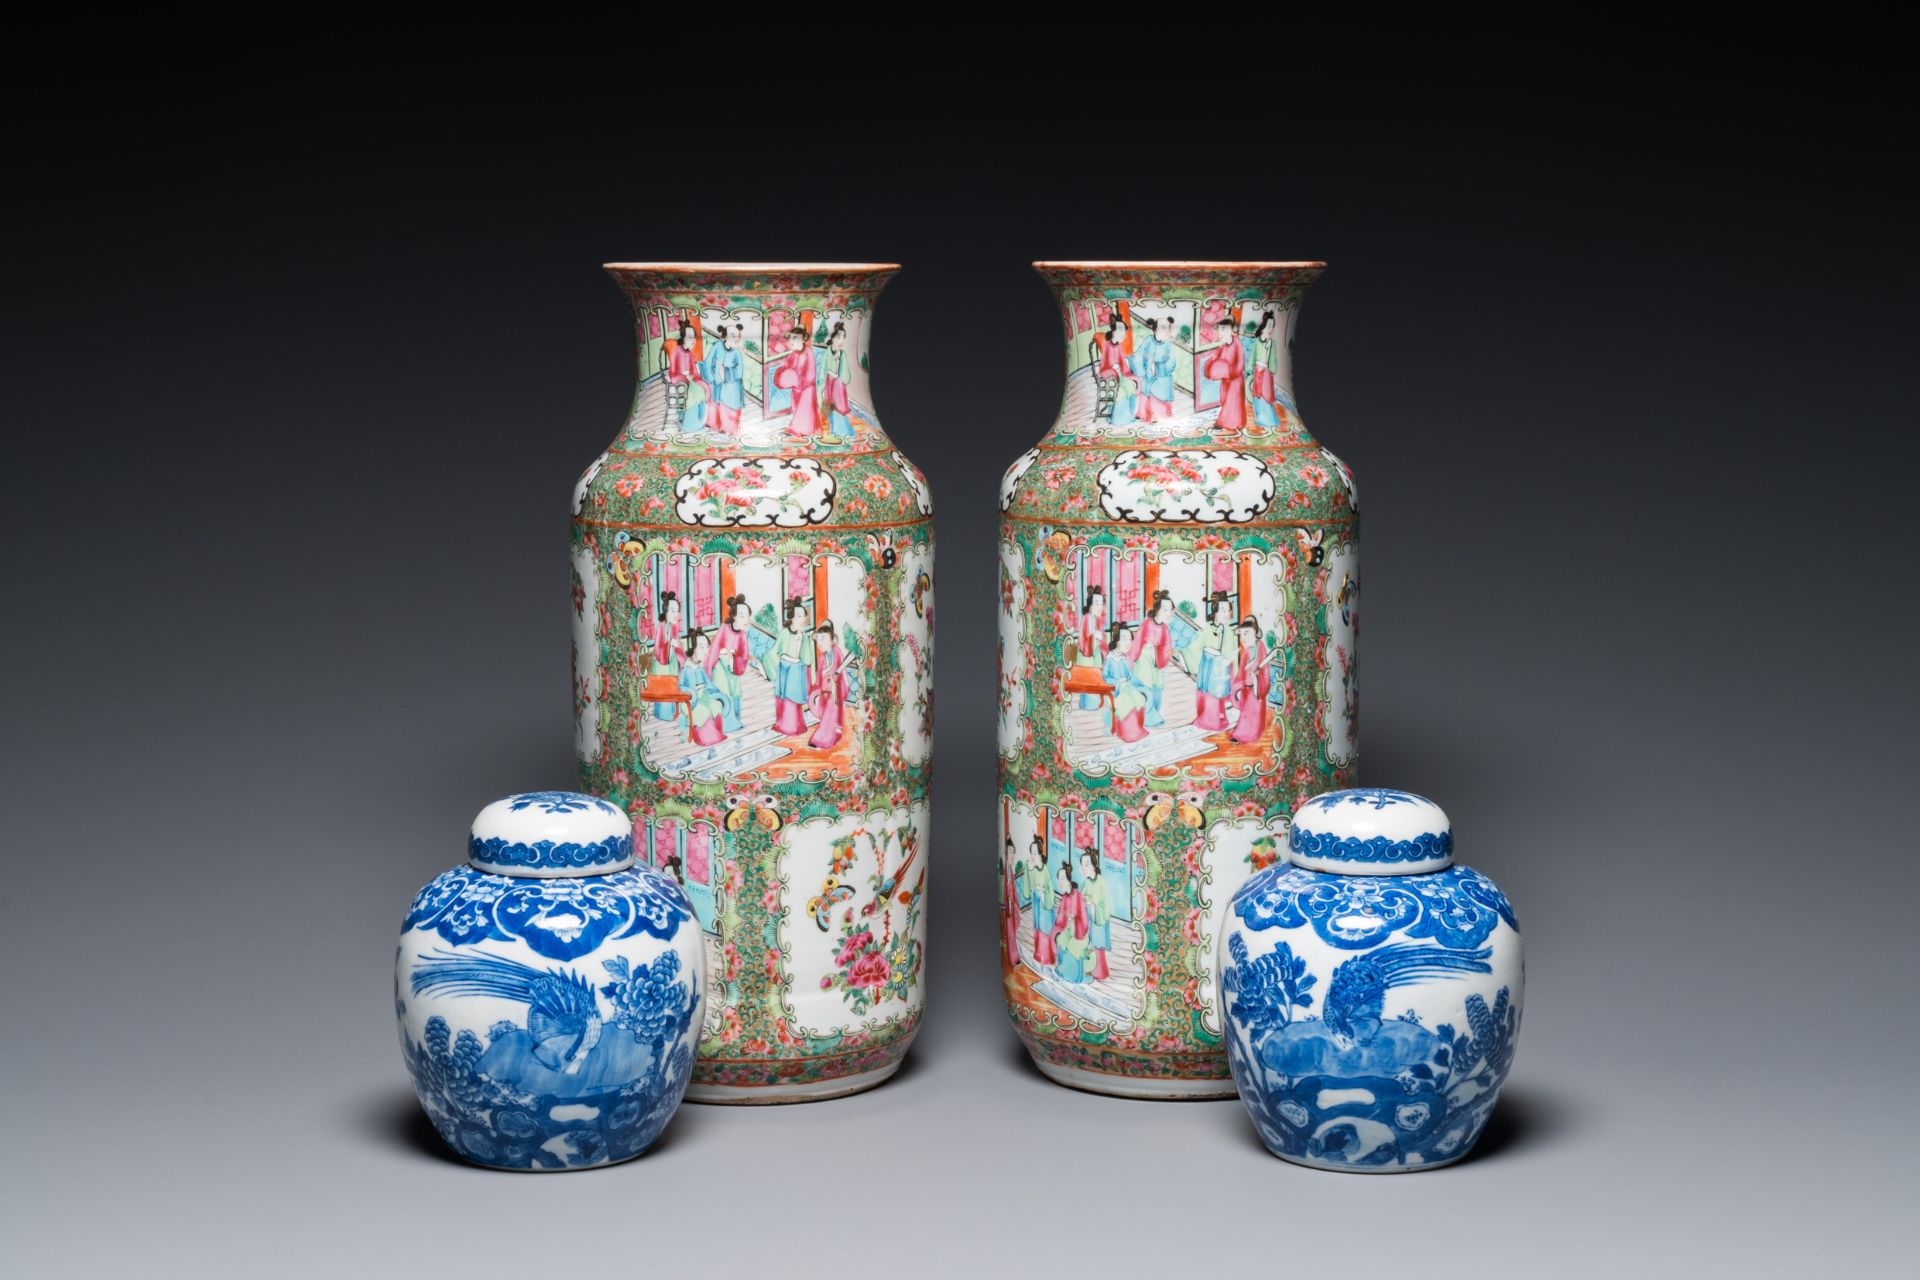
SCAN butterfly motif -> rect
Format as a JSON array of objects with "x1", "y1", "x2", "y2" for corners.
[
  {"x1": 1038, "y1": 529, "x2": 1070, "y2": 583},
  {"x1": 1294, "y1": 528, "x2": 1325, "y2": 567},
  {"x1": 808, "y1": 877, "x2": 855, "y2": 931},
  {"x1": 1144, "y1": 793, "x2": 1205, "y2": 833},
  {"x1": 864, "y1": 531, "x2": 900, "y2": 570},
  {"x1": 725, "y1": 793, "x2": 783, "y2": 833},
  {"x1": 610, "y1": 534, "x2": 647, "y2": 587}
]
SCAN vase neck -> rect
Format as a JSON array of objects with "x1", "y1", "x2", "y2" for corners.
[
  {"x1": 604, "y1": 264, "x2": 899, "y2": 455},
  {"x1": 1036, "y1": 262, "x2": 1323, "y2": 445}
]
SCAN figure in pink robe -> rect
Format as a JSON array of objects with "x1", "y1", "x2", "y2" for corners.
[
  {"x1": 774, "y1": 328, "x2": 819, "y2": 437},
  {"x1": 1078, "y1": 590, "x2": 1106, "y2": 658},
  {"x1": 806, "y1": 623, "x2": 848, "y2": 750},
  {"x1": 1204, "y1": 328, "x2": 1247, "y2": 431},
  {"x1": 1228, "y1": 619, "x2": 1271, "y2": 745},
  {"x1": 665, "y1": 321, "x2": 711, "y2": 431},
  {"x1": 681, "y1": 631, "x2": 728, "y2": 747},
  {"x1": 1077, "y1": 851, "x2": 1112, "y2": 981},
  {"x1": 708, "y1": 624, "x2": 751, "y2": 676},
  {"x1": 650, "y1": 592, "x2": 684, "y2": 723},
  {"x1": 1127, "y1": 592, "x2": 1176, "y2": 728},
  {"x1": 706, "y1": 595, "x2": 753, "y2": 732},
  {"x1": 1050, "y1": 870, "x2": 1091, "y2": 983},
  {"x1": 1074, "y1": 585, "x2": 1107, "y2": 711},
  {"x1": 1103, "y1": 624, "x2": 1149, "y2": 743}
]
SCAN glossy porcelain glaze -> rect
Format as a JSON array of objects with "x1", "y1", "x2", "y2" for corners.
[
  {"x1": 396, "y1": 792, "x2": 704, "y2": 1169},
  {"x1": 998, "y1": 262, "x2": 1354, "y2": 1098},
  {"x1": 572, "y1": 266, "x2": 932, "y2": 1102},
  {"x1": 1221, "y1": 789, "x2": 1524, "y2": 1171}
]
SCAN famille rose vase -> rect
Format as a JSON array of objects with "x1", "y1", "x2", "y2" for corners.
[
  {"x1": 1221, "y1": 789, "x2": 1524, "y2": 1171},
  {"x1": 571, "y1": 264, "x2": 933, "y2": 1103},
  {"x1": 396, "y1": 792, "x2": 704, "y2": 1170},
  {"x1": 997, "y1": 261, "x2": 1357, "y2": 1099}
]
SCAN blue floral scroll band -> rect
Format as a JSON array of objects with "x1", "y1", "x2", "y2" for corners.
[
  {"x1": 469, "y1": 833, "x2": 633, "y2": 870},
  {"x1": 1289, "y1": 827, "x2": 1452, "y2": 864}
]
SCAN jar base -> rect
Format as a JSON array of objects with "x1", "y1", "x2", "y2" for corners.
[
  {"x1": 685, "y1": 1059, "x2": 904, "y2": 1105},
  {"x1": 1264, "y1": 1146, "x2": 1474, "y2": 1174},
  {"x1": 1031, "y1": 1057, "x2": 1238, "y2": 1101},
  {"x1": 460, "y1": 1144, "x2": 656, "y2": 1173}
]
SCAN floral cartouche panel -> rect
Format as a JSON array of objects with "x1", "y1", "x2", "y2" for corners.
[
  {"x1": 998, "y1": 261, "x2": 1353, "y2": 1099},
  {"x1": 573, "y1": 264, "x2": 933, "y2": 1104}
]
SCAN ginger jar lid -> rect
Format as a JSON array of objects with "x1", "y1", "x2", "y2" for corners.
[
  {"x1": 467, "y1": 791, "x2": 634, "y2": 877},
  {"x1": 1288, "y1": 788, "x2": 1452, "y2": 875}
]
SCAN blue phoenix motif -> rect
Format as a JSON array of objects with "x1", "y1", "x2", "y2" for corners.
[
  {"x1": 399, "y1": 947, "x2": 696, "y2": 1170},
  {"x1": 1223, "y1": 931, "x2": 1518, "y2": 1171}
]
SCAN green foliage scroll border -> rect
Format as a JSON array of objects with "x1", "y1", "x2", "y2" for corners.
[
  {"x1": 995, "y1": 516, "x2": 1355, "y2": 1078},
  {"x1": 575, "y1": 519, "x2": 933, "y2": 1088}
]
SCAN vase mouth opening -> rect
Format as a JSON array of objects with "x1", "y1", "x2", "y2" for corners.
[
  {"x1": 602, "y1": 261, "x2": 902, "y2": 273},
  {"x1": 1032, "y1": 259, "x2": 1327, "y2": 270}
]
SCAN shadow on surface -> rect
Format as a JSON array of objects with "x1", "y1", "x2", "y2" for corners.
[
  {"x1": 1455, "y1": 1083, "x2": 1583, "y2": 1166},
  {"x1": 358, "y1": 1088, "x2": 469, "y2": 1168}
]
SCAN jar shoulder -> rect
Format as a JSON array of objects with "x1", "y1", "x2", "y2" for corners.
[{"x1": 399, "y1": 864, "x2": 700, "y2": 961}]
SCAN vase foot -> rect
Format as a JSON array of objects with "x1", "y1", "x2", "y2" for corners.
[
  {"x1": 1265, "y1": 1148, "x2": 1473, "y2": 1174},
  {"x1": 1030, "y1": 1057, "x2": 1238, "y2": 1101},
  {"x1": 685, "y1": 1059, "x2": 904, "y2": 1105}
]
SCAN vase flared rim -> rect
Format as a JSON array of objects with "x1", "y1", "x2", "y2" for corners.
[
  {"x1": 602, "y1": 261, "x2": 901, "y2": 272},
  {"x1": 1032, "y1": 259, "x2": 1326, "y2": 270}
]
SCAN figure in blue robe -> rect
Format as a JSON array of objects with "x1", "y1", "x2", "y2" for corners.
[
  {"x1": 700, "y1": 334, "x2": 746, "y2": 432},
  {"x1": 1138, "y1": 331, "x2": 1177, "y2": 419}
]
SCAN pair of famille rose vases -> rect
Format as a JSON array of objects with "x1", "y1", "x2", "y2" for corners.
[{"x1": 395, "y1": 260, "x2": 1523, "y2": 1173}]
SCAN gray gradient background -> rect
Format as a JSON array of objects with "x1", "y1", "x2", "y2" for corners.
[{"x1": 3, "y1": 87, "x2": 1914, "y2": 1275}]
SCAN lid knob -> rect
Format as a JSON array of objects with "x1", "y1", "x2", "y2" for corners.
[
  {"x1": 1288, "y1": 788, "x2": 1452, "y2": 875},
  {"x1": 468, "y1": 791, "x2": 634, "y2": 877}
]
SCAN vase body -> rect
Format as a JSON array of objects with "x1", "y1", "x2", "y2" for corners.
[
  {"x1": 396, "y1": 792, "x2": 704, "y2": 1170},
  {"x1": 1221, "y1": 789, "x2": 1524, "y2": 1171},
  {"x1": 573, "y1": 265, "x2": 933, "y2": 1103},
  {"x1": 998, "y1": 262, "x2": 1355, "y2": 1098}
]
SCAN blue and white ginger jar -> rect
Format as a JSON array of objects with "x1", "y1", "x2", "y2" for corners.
[
  {"x1": 396, "y1": 791, "x2": 704, "y2": 1170},
  {"x1": 1220, "y1": 788, "x2": 1524, "y2": 1172}
]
